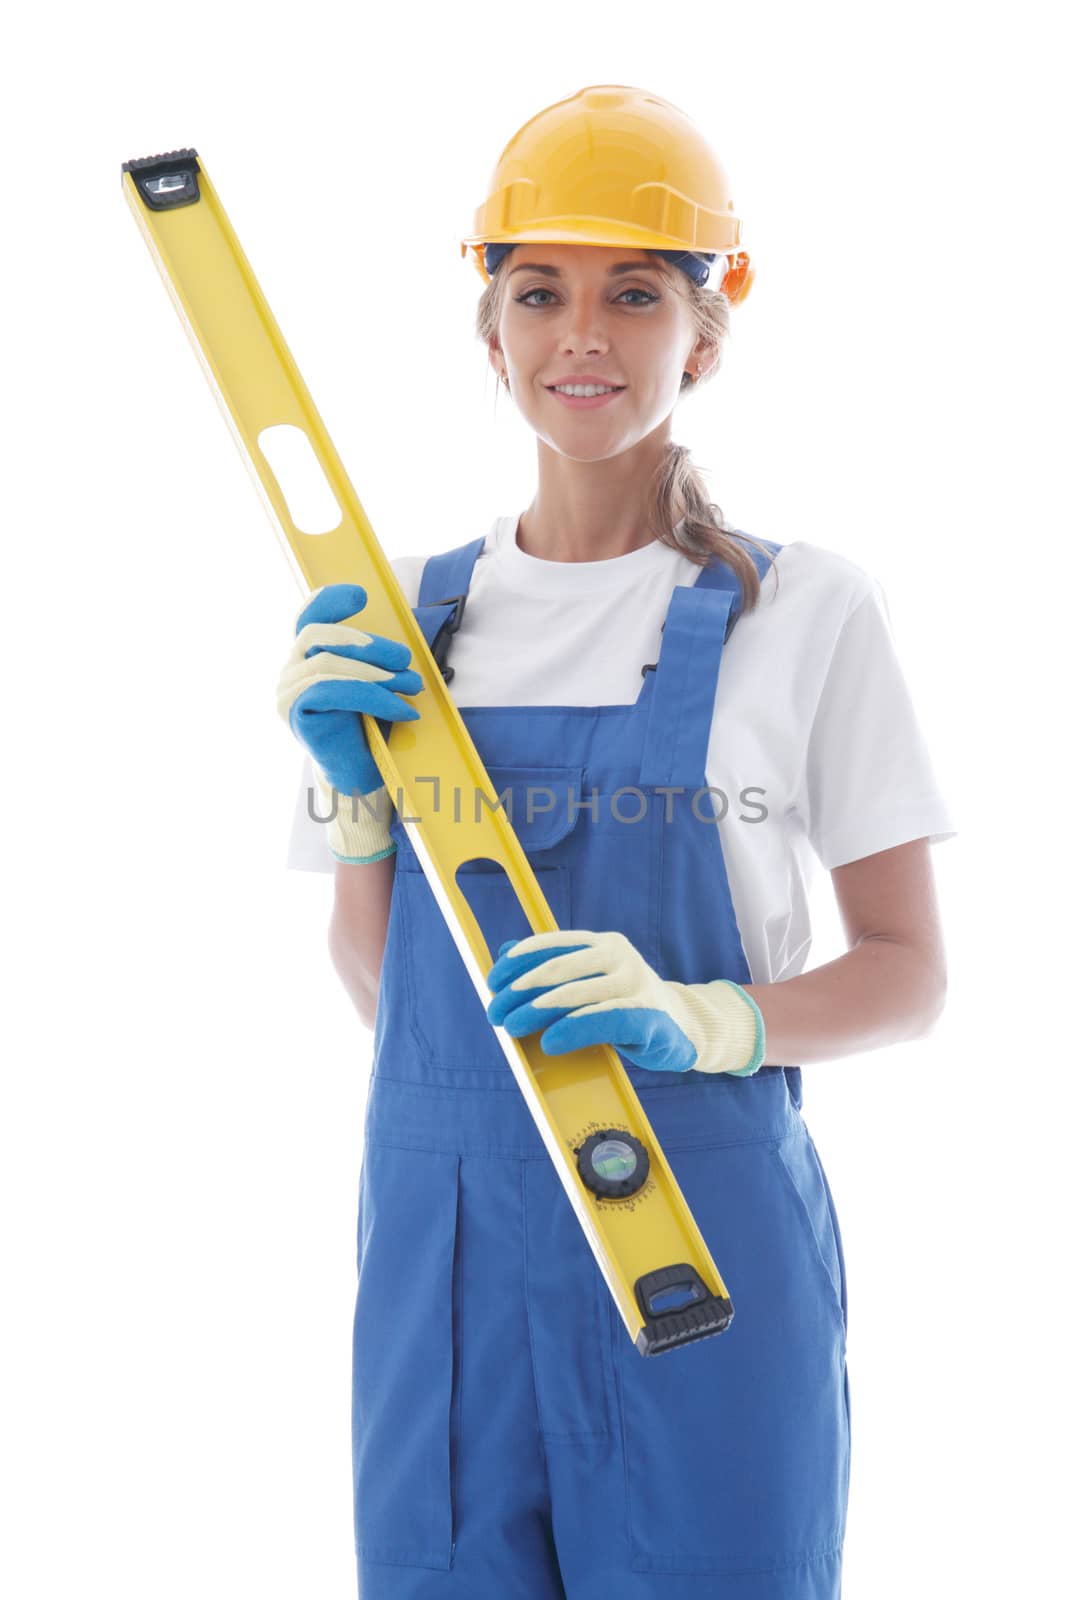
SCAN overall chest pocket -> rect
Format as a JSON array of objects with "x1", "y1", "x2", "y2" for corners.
[{"x1": 389, "y1": 765, "x2": 583, "y2": 1076}]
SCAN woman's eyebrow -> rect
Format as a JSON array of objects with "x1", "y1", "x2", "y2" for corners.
[{"x1": 510, "y1": 261, "x2": 654, "y2": 278}]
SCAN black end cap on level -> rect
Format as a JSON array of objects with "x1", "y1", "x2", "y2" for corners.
[
  {"x1": 122, "y1": 149, "x2": 201, "y2": 210},
  {"x1": 634, "y1": 1263, "x2": 734, "y2": 1356}
]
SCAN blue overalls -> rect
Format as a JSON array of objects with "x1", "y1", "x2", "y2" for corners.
[{"x1": 352, "y1": 533, "x2": 851, "y2": 1598}]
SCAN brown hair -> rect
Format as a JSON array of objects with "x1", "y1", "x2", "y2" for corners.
[{"x1": 475, "y1": 250, "x2": 779, "y2": 616}]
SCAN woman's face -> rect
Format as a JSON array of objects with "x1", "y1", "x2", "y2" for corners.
[{"x1": 492, "y1": 243, "x2": 705, "y2": 461}]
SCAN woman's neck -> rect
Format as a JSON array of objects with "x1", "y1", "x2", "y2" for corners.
[
  {"x1": 514, "y1": 508, "x2": 660, "y2": 563},
  {"x1": 519, "y1": 424, "x2": 682, "y2": 562}
]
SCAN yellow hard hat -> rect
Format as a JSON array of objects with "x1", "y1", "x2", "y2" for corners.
[{"x1": 460, "y1": 84, "x2": 754, "y2": 305}]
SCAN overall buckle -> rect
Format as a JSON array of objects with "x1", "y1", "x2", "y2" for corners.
[{"x1": 428, "y1": 592, "x2": 467, "y2": 685}]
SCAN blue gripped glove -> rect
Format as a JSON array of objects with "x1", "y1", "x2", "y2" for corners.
[
  {"x1": 276, "y1": 583, "x2": 424, "y2": 864},
  {"x1": 485, "y1": 930, "x2": 766, "y2": 1077}
]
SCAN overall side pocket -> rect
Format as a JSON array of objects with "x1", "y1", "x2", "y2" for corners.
[
  {"x1": 615, "y1": 1139, "x2": 850, "y2": 1575},
  {"x1": 352, "y1": 1142, "x2": 461, "y2": 1570},
  {"x1": 770, "y1": 1127, "x2": 847, "y2": 1338}
]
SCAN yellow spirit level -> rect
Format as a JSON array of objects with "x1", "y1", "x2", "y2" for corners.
[{"x1": 122, "y1": 147, "x2": 735, "y2": 1355}]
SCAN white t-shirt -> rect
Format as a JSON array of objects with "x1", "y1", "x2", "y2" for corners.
[{"x1": 286, "y1": 515, "x2": 956, "y2": 986}]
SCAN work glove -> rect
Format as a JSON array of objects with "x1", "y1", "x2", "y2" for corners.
[
  {"x1": 485, "y1": 929, "x2": 765, "y2": 1077},
  {"x1": 276, "y1": 583, "x2": 424, "y2": 864}
]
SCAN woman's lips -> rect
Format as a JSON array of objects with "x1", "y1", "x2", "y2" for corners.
[{"x1": 547, "y1": 387, "x2": 626, "y2": 409}]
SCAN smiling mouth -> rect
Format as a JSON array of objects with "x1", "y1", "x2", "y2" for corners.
[{"x1": 546, "y1": 386, "x2": 627, "y2": 408}]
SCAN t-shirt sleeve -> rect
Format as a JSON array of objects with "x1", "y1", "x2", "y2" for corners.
[
  {"x1": 796, "y1": 578, "x2": 957, "y2": 869},
  {"x1": 284, "y1": 554, "x2": 427, "y2": 873}
]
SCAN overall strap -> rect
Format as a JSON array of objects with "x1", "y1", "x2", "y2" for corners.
[
  {"x1": 695, "y1": 534, "x2": 782, "y2": 642},
  {"x1": 638, "y1": 535, "x2": 783, "y2": 789},
  {"x1": 411, "y1": 536, "x2": 486, "y2": 684}
]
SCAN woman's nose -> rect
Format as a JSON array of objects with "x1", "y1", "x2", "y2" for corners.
[
  {"x1": 558, "y1": 323, "x2": 609, "y2": 354},
  {"x1": 556, "y1": 296, "x2": 611, "y2": 350}
]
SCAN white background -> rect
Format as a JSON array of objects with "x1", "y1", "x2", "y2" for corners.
[{"x1": 2, "y1": 3, "x2": 1062, "y2": 1594}]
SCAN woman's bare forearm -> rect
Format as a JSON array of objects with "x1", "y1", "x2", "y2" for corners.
[
  {"x1": 328, "y1": 851, "x2": 397, "y2": 1029},
  {"x1": 742, "y1": 936, "x2": 947, "y2": 1066}
]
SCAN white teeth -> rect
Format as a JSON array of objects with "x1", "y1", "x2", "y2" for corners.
[{"x1": 553, "y1": 384, "x2": 620, "y2": 397}]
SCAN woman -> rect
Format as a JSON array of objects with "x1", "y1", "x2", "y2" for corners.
[{"x1": 279, "y1": 85, "x2": 954, "y2": 1599}]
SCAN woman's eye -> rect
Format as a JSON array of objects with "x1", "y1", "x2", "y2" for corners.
[{"x1": 514, "y1": 287, "x2": 659, "y2": 307}]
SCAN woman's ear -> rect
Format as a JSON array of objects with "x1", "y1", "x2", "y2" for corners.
[{"x1": 687, "y1": 333, "x2": 720, "y2": 384}]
